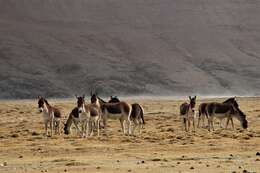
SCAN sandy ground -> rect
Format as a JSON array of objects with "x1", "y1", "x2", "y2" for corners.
[{"x1": 0, "y1": 97, "x2": 260, "y2": 173}]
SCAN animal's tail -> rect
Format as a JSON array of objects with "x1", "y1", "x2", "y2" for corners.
[{"x1": 139, "y1": 104, "x2": 145, "y2": 125}]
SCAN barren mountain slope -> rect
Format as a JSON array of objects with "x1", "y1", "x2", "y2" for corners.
[{"x1": 0, "y1": 0, "x2": 260, "y2": 98}]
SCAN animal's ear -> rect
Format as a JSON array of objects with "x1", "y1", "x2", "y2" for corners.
[
  {"x1": 194, "y1": 96, "x2": 197, "y2": 100},
  {"x1": 189, "y1": 96, "x2": 192, "y2": 100},
  {"x1": 37, "y1": 95, "x2": 41, "y2": 99}
]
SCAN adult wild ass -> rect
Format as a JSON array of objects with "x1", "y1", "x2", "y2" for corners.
[
  {"x1": 206, "y1": 97, "x2": 248, "y2": 131},
  {"x1": 64, "y1": 95, "x2": 101, "y2": 137},
  {"x1": 37, "y1": 96, "x2": 62, "y2": 136},
  {"x1": 91, "y1": 93, "x2": 132, "y2": 135},
  {"x1": 180, "y1": 96, "x2": 197, "y2": 132},
  {"x1": 198, "y1": 97, "x2": 240, "y2": 128},
  {"x1": 108, "y1": 96, "x2": 145, "y2": 135},
  {"x1": 197, "y1": 103, "x2": 208, "y2": 128}
]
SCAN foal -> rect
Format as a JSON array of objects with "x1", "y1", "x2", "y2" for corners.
[
  {"x1": 37, "y1": 96, "x2": 62, "y2": 136},
  {"x1": 180, "y1": 96, "x2": 196, "y2": 132}
]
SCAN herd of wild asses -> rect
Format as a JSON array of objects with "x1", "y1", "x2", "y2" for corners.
[{"x1": 37, "y1": 93, "x2": 248, "y2": 137}]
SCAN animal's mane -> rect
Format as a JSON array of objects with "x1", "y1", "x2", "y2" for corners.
[
  {"x1": 97, "y1": 96, "x2": 106, "y2": 104},
  {"x1": 223, "y1": 97, "x2": 235, "y2": 103},
  {"x1": 44, "y1": 99, "x2": 50, "y2": 106},
  {"x1": 223, "y1": 97, "x2": 239, "y2": 108}
]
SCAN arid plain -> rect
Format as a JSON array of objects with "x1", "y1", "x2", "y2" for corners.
[{"x1": 0, "y1": 97, "x2": 260, "y2": 173}]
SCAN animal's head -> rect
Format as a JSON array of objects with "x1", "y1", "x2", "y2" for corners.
[
  {"x1": 108, "y1": 96, "x2": 120, "y2": 103},
  {"x1": 76, "y1": 94, "x2": 85, "y2": 107},
  {"x1": 232, "y1": 106, "x2": 248, "y2": 129},
  {"x1": 37, "y1": 96, "x2": 45, "y2": 113},
  {"x1": 237, "y1": 108, "x2": 248, "y2": 129},
  {"x1": 90, "y1": 92, "x2": 98, "y2": 104},
  {"x1": 76, "y1": 94, "x2": 86, "y2": 114},
  {"x1": 189, "y1": 96, "x2": 196, "y2": 109}
]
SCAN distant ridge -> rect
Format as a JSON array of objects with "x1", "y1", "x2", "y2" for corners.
[{"x1": 0, "y1": 0, "x2": 260, "y2": 99}]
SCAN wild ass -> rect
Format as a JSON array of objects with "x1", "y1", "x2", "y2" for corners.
[
  {"x1": 64, "y1": 107, "x2": 81, "y2": 135},
  {"x1": 197, "y1": 103, "x2": 208, "y2": 128},
  {"x1": 108, "y1": 96, "x2": 145, "y2": 135},
  {"x1": 206, "y1": 97, "x2": 248, "y2": 131},
  {"x1": 180, "y1": 96, "x2": 197, "y2": 132},
  {"x1": 37, "y1": 96, "x2": 62, "y2": 136},
  {"x1": 197, "y1": 98, "x2": 236, "y2": 128},
  {"x1": 91, "y1": 93, "x2": 132, "y2": 135},
  {"x1": 64, "y1": 95, "x2": 101, "y2": 137}
]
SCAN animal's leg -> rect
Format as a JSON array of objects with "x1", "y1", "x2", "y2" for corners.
[
  {"x1": 57, "y1": 120, "x2": 61, "y2": 135},
  {"x1": 50, "y1": 118, "x2": 54, "y2": 136},
  {"x1": 133, "y1": 119, "x2": 139, "y2": 136},
  {"x1": 129, "y1": 120, "x2": 133, "y2": 135},
  {"x1": 202, "y1": 114, "x2": 205, "y2": 127},
  {"x1": 123, "y1": 120, "x2": 128, "y2": 135},
  {"x1": 230, "y1": 118, "x2": 234, "y2": 130},
  {"x1": 182, "y1": 117, "x2": 187, "y2": 132},
  {"x1": 226, "y1": 118, "x2": 230, "y2": 129},
  {"x1": 119, "y1": 118, "x2": 125, "y2": 134},
  {"x1": 193, "y1": 118, "x2": 195, "y2": 132},
  {"x1": 97, "y1": 119, "x2": 100, "y2": 137},
  {"x1": 74, "y1": 121, "x2": 83, "y2": 137},
  {"x1": 197, "y1": 116, "x2": 201, "y2": 128},
  {"x1": 211, "y1": 119, "x2": 215, "y2": 131},
  {"x1": 86, "y1": 120, "x2": 90, "y2": 137},
  {"x1": 187, "y1": 118, "x2": 191, "y2": 132},
  {"x1": 90, "y1": 120, "x2": 94, "y2": 136},
  {"x1": 138, "y1": 118, "x2": 142, "y2": 135},
  {"x1": 208, "y1": 117, "x2": 211, "y2": 131},
  {"x1": 103, "y1": 115, "x2": 108, "y2": 135},
  {"x1": 219, "y1": 119, "x2": 223, "y2": 128},
  {"x1": 44, "y1": 121, "x2": 48, "y2": 136}
]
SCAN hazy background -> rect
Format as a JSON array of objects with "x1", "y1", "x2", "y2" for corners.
[{"x1": 0, "y1": 0, "x2": 260, "y2": 99}]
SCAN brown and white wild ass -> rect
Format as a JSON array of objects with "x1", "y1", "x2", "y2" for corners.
[
  {"x1": 64, "y1": 95, "x2": 101, "y2": 137},
  {"x1": 180, "y1": 96, "x2": 197, "y2": 132},
  {"x1": 206, "y1": 97, "x2": 248, "y2": 131},
  {"x1": 91, "y1": 93, "x2": 132, "y2": 135},
  {"x1": 108, "y1": 96, "x2": 145, "y2": 135},
  {"x1": 37, "y1": 96, "x2": 62, "y2": 136}
]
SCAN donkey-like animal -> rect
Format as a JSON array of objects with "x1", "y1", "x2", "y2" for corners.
[
  {"x1": 197, "y1": 103, "x2": 208, "y2": 128},
  {"x1": 91, "y1": 93, "x2": 132, "y2": 135},
  {"x1": 37, "y1": 96, "x2": 62, "y2": 136},
  {"x1": 108, "y1": 96, "x2": 145, "y2": 135},
  {"x1": 206, "y1": 97, "x2": 248, "y2": 131},
  {"x1": 129, "y1": 103, "x2": 145, "y2": 135},
  {"x1": 180, "y1": 96, "x2": 197, "y2": 132},
  {"x1": 64, "y1": 107, "x2": 81, "y2": 135},
  {"x1": 64, "y1": 95, "x2": 101, "y2": 137},
  {"x1": 198, "y1": 98, "x2": 238, "y2": 128}
]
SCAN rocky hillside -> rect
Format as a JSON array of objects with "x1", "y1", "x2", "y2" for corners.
[{"x1": 0, "y1": 0, "x2": 260, "y2": 98}]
